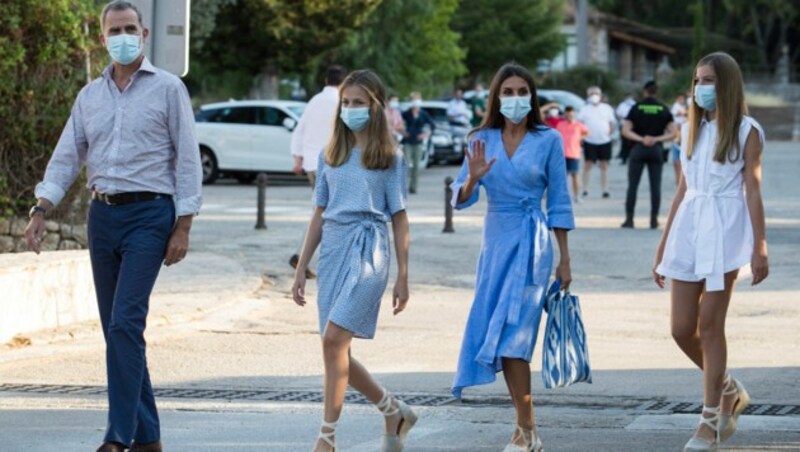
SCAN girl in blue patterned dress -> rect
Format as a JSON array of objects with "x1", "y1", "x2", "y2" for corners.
[
  {"x1": 451, "y1": 63, "x2": 575, "y2": 452},
  {"x1": 291, "y1": 70, "x2": 417, "y2": 452}
]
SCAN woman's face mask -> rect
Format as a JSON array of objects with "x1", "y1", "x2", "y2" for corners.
[{"x1": 499, "y1": 96, "x2": 532, "y2": 124}]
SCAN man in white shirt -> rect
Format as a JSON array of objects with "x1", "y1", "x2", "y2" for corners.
[
  {"x1": 447, "y1": 88, "x2": 471, "y2": 126},
  {"x1": 289, "y1": 65, "x2": 344, "y2": 275},
  {"x1": 578, "y1": 86, "x2": 617, "y2": 198},
  {"x1": 25, "y1": 2, "x2": 201, "y2": 450},
  {"x1": 291, "y1": 65, "x2": 343, "y2": 186}
]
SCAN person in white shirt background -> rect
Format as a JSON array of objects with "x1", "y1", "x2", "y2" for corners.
[
  {"x1": 577, "y1": 86, "x2": 617, "y2": 198},
  {"x1": 289, "y1": 65, "x2": 345, "y2": 277},
  {"x1": 670, "y1": 93, "x2": 689, "y2": 185},
  {"x1": 447, "y1": 88, "x2": 472, "y2": 126},
  {"x1": 653, "y1": 51, "x2": 768, "y2": 452},
  {"x1": 615, "y1": 92, "x2": 637, "y2": 164},
  {"x1": 387, "y1": 94, "x2": 405, "y2": 143}
]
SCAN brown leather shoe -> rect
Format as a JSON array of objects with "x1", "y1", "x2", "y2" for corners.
[
  {"x1": 96, "y1": 442, "x2": 126, "y2": 452},
  {"x1": 130, "y1": 440, "x2": 163, "y2": 452}
]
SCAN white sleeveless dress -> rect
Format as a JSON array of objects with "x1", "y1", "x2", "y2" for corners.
[{"x1": 657, "y1": 115, "x2": 765, "y2": 291}]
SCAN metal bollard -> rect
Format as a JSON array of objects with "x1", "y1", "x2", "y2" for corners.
[
  {"x1": 443, "y1": 176, "x2": 455, "y2": 233},
  {"x1": 255, "y1": 172, "x2": 268, "y2": 230}
]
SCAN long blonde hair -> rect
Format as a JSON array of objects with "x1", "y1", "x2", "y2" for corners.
[
  {"x1": 325, "y1": 70, "x2": 395, "y2": 170},
  {"x1": 686, "y1": 52, "x2": 748, "y2": 163}
]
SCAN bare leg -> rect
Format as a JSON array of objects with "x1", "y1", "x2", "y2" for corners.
[
  {"x1": 694, "y1": 270, "x2": 738, "y2": 442},
  {"x1": 582, "y1": 160, "x2": 594, "y2": 194},
  {"x1": 314, "y1": 322, "x2": 352, "y2": 452},
  {"x1": 599, "y1": 160, "x2": 609, "y2": 193},
  {"x1": 570, "y1": 173, "x2": 580, "y2": 199},
  {"x1": 348, "y1": 355, "x2": 402, "y2": 434},
  {"x1": 502, "y1": 358, "x2": 537, "y2": 447},
  {"x1": 670, "y1": 279, "x2": 705, "y2": 369},
  {"x1": 673, "y1": 160, "x2": 682, "y2": 188}
]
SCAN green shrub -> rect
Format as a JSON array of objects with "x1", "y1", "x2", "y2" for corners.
[
  {"x1": 0, "y1": 0, "x2": 101, "y2": 221},
  {"x1": 538, "y1": 65, "x2": 621, "y2": 103}
]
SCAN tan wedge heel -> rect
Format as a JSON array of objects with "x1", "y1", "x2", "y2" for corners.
[{"x1": 375, "y1": 388, "x2": 418, "y2": 452}]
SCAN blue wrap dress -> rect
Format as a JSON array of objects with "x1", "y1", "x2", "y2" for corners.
[
  {"x1": 313, "y1": 148, "x2": 407, "y2": 339},
  {"x1": 450, "y1": 127, "x2": 575, "y2": 399}
]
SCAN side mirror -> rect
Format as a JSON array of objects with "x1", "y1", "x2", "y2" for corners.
[{"x1": 283, "y1": 117, "x2": 297, "y2": 131}]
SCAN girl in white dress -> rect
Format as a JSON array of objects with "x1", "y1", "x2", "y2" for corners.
[{"x1": 653, "y1": 52, "x2": 769, "y2": 451}]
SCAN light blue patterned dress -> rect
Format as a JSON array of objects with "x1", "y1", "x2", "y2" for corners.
[
  {"x1": 451, "y1": 127, "x2": 575, "y2": 398},
  {"x1": 313, "y1": 148, "x2": 407, "y2": 339}
]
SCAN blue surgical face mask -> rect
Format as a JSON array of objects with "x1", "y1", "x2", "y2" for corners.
[
  {"x1": 694, "y1": 84, "x2": 716, "y2": 111},
  {"x1": 499, "y1": 96, "x2": 532, "y2": 124},
  {"x1": 340, "y1": 107, "x2": 370, "y2": 132},
  {"x1": 106, "y1": 33, "x2": 142, "y2": 65}
]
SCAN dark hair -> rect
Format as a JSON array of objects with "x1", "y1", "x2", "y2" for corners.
[
  {"x1": 472, "y1": 62, "x2": 545, "y2": 135},
  {"x1": 644, "y1": 80, "x2": 658, "y2": 96},
  {"x1": 564, "y1": 106, "x2": 575, "y2": 113},
  {"x1": 101, "y1": 1, "x2": 143, "y2": 27},
  {"x1": 325, "y1": 65, "x2": 346, "y2": 86}
]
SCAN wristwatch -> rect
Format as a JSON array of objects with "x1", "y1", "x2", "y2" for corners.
[{"x1": 29, "y1": 205, "x2": 47, "y2": 218}]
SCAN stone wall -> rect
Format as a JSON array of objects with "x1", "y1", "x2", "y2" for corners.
[
  {"x1": 0, "y1": 216, "x2": 87, "y2": 254},
  {"x1": 0, "y1": 250, "x2": 96, "y2": 343}
]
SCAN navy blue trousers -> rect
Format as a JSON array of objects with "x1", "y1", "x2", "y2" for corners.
[{"x1": 87, "y1": 198, "x2": 174, "y2": 447}]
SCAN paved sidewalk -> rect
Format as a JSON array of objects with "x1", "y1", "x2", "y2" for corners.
[{"x1": 1, "y1": 141, "x2": 798, "y2": 451}]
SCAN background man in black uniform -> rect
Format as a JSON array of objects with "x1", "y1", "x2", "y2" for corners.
[{"x1": 621, "y1": 81, "x2": 677, "y2": 229}]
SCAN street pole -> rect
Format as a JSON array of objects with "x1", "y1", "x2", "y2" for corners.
[{"x1": 576, "y1": 0, "x2": 589, "y2": 65}]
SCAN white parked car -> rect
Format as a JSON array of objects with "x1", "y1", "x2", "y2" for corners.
[{"x1": 195, "y1": 100, "x2": 306, "y2": 184}]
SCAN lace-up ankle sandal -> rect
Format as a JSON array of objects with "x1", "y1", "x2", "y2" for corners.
[
  {"x1": 684, "y1": 405, "x2": 721, "y2": 451},
  {"x1": 502, "y1": 425, "x2": 543, "y2": 452},
  {"x1": 374, "y1": 388, "x2": 418, "y2": 452},
  {"x1": 719, "y1": 374, "x2": 751, "y2": 442},
  {"x1": 314, "y1": 419, "x2": 337, "y2": 451}
]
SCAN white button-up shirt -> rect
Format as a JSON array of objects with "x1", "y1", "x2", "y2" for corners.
[
  {"x1": 35, "y1": 58, "x2": 202, "y2": 216},
  {"x1": 657, "y1": 116, "x2": 764, "y2": 291},
  {"x1": 290, "y1": 86, "x2": 339, "y2": 173},
  {"x1": 578, "y1": 102, "x2": 617, "y2": 145}
]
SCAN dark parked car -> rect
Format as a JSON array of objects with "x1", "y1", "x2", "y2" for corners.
[{"x1": 401, "y1": 100, "x2": 468, "y2": 166}]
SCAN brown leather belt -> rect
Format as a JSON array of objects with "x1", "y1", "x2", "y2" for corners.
[{"x1": 92, "y1": 191, "x2": 172, "y2": 206}]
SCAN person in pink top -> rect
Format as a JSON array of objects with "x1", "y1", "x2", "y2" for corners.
[{"x1": 556, "y1": 106, "x2": 589, "y2": 202}]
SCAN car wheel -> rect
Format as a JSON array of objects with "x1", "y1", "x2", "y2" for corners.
[
  {"x1": 235, "y1": 173, "x2": 257, "y2": 185},
  {"x1": 200, "y1": 146, "x2": 219, "y2": 184}
]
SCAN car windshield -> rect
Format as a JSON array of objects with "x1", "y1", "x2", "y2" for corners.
[
  {"x1": 287, "y1": 105, "x2": 305, "y2": 118},
  {"x1": 423, "y1": 107, "x2": 449, "y2": 124}
]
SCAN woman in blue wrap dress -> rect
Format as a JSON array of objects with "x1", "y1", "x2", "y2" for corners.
[
  {"x1": 292, "y1": 70, "x2": 417, "y2": 452},
  {"x1": 451, "y1": 63, "x2": 575, "y2": 452}
]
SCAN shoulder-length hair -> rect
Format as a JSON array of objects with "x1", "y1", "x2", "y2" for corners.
[
  {"x1": 686, "y1": 52, "x2": 748, "y2": 163},
  {"x1": 471, "y1": 62, "x2": 546, "y2": 136},
  {"x1": 325, "y1": 69, "x2": 395, "y2": 170}
]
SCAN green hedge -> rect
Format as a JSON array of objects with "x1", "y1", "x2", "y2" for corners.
[{"x1": 0, "y1": 0, "x2": 101, "y2": 219}]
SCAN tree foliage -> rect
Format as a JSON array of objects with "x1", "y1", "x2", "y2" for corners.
[
  {"x1": 591, "y1": 0, "x2": 799, "y2": 72},
  {"x1": 328, "y1": 0, "x2": 466, "y2": 98},
  {"x1": 453, "y1": 0, "x2": 566, "y2": 81},
  {"x1": 0, "y1": 0, "x2": 100, "y2": 218},
  {"x1": 188, "y1": 0, "x2": 379, "y2": 99}
]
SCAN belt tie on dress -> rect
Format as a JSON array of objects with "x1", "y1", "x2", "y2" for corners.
[
  {"x1": 327, "y1": 218, "x2": 385, "y2": 305},
  {"x1": 487, "y1": 198, "x2": 552, "y2": 325},
  {"x1": 684, "y1": 188, "x2": 742, "y2": 291}
]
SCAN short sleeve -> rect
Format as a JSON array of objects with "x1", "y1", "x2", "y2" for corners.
[
  {"x1": 386, "y1": 153, "x2": 408, "y2": 216},
  {"x1": 313, "y1": 151, "x2": 328, "y2": 207},
  {"x1": 450, "y1": 132, "x2": 484, "y2": 209},
  {"x1": 741, "y1": 116, "x2": 766, "y2": 149},
  {"x1": 625, "y1": 104, "x2": 639, "y2": 122},
  {"x1": 545, "y1": 133, "x2": 575, "y2": 230}
]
